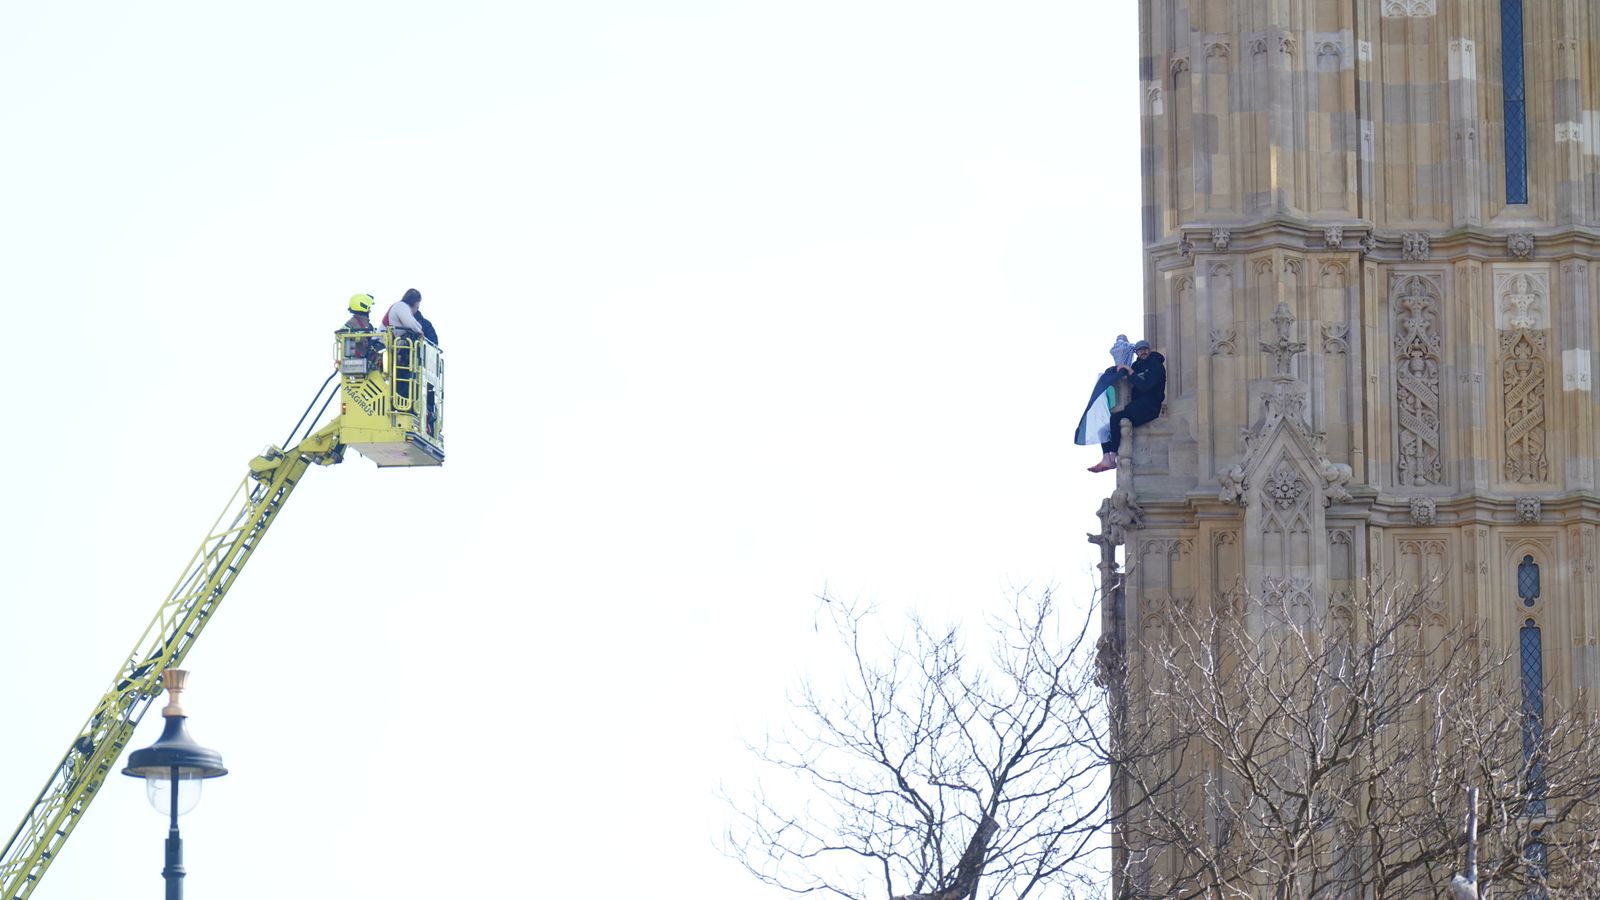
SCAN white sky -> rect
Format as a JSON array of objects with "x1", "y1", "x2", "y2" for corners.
[{"x1": 0, "y1": 3, "x2": 1139, "y2": 897}]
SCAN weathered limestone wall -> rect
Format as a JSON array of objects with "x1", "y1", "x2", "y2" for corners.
[
  {"x1": 1122, "y1": 0, "x2": 1600, "y2": 695},
  {"x1": 1109, "y1": 2, "x2": 1600, "y2": 890}
]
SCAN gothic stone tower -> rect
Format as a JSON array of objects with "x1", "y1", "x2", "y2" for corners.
[{"x1": 1104, "y1": 0, "x2": 1600, "y2": 891}]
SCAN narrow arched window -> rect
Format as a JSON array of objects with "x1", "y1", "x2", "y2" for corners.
[
  {"x1": 1525, "y1": 829, "x2": 1549, "y2": 897},
  {"x1": 1518, "y1": 555, "x2": 1540, "y2": 607},
  {"x1": 1502, "y1": 0, "x2": 1529, "y2": 203},
  {"x1": 1521, "y1": 618, "x2": 1546, "y2": 814}
]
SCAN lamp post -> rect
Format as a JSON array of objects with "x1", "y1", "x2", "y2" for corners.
[{"x1": 122, "y1": 670, "x2": 228, "y2": 900}]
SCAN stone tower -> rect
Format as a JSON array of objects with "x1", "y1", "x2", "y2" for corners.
[{"x1": 1102, "y1": 0, "x2": 1600, "y2": 892}]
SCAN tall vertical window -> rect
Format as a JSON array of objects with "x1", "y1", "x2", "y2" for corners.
[
  {"x1": 1518, "y1": 555, "x2": 1540, "y2": 607},
  {"x1": 1502, "y1": 0, "x2": 1529, "y2": 203},
  {"x1": 1521, "y1": 617, "x2": 1546, "y2": 814},
  {"x1": 1525, "y1": 830, "x2": 1550, "y2": 898}
]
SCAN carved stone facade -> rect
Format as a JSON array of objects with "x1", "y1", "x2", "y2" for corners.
[
  {"x1": 1112, "y1": 3, "x2": 1600, "y2": 893},
  {"x1": 1501, "y1": 328, "x2": 1549, "y2": 483},
  {"x1": 1382, "y1": 0, "x2": 1435, "y2": 15}
]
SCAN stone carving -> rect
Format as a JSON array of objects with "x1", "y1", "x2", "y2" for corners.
[
  {"x1": 1501, "y1": 329, "x2": 1549, "y2": 483},
  {"x1": 1179, "y1": 234, "x2": 1195, "y2": 259},
  {"x1": 1320, "y1": 459, "x2": 1354, "y2": 505},
  {"x1": 1382, "y1": 0, "x2": 1436, "y2": 15},
  {"x1": 1209, "y1": 328, "x2": 1237, "y2": 357},
  {"x1": 1220, "y1": 297, "x2": 1350, "y2": 522},
  {"x1": 1399, "y1": 538, "x2": 1448, "y2": 611},
  {"x1": 1360, "y1": 232, "x2": 1379, "y2": 255},
  {"x1": 1170, "y1": 55, "x2": 1191, "y2": 83},
  {"x1": 1258, "y1": 303, "x2": 1310, "y2": 426},
  {"x1": 1090, "y1": 499, "x2": 1119, "y2": 565},
  {"x1": 1218, "y1": 463, "x2": 1247, "y2": 506},
  {"x1": 1265, "y1": 461, "x2": 1306, "y2": 508},
  {"x1": 1518, "y1": 497, "x2": 1542, "y2": 524},
  {"x1": 1280, "y1": 34, "x2": 1298, "y2": 57},
  {"x1": 1401, "y1": 232, "x2": 1431, "y2": 260},
  {"x1": 1212, "y1": 228, "x2": 1232, "y2": 250},
  {"x1": 1324, "y1": 226, "x2": 1344, "y2": 249},
  {"x1": 1249, "y1": 37, "x2": 1270, "y2": 57},
  {"x1": 1508, "y1": 232, "x2": 1536, "y2": 259},
  {"x1": 1410, "y1": 498, "x2": 1437, "y2": 526},
  {"x1": 1496, "y1": 272, "x2": 1547, "y2": 329},
  {"x1": 1107, "y1": 487, "x2": 1145, "y2": 546},
  {"x1": 1330, "y1": 528, "x2": 1354, "y2": 569},
  {"x1": 1212, "y1": 532, "x2": 1243, "y2": 608},
  {"x1": 1262, "y1": 302, "x2": 1307, "y2": 378},
  {"x1": 1262, "y1": 575, "x2": 1316, "y2": 623},
  {"x1": 1316, "y1": 41, "x2": 1342, "y2": 61},
  {"x1": 1261, "y1": 459, "x2": 1314, "y2": 535},
  {"x1": 1323, "y1": 322, "x2": 1350, "y2": 355},
  {"x1": 1147, "y1": 85, "x2": 1163, "y2": 115},
  {"x1": 1393, "y1": 276, "x2": 1445, "y2": 486}
]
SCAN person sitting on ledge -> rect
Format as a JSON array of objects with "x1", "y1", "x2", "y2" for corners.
[{"x1": 1077, "y1": 339, "x2": 1166, "y2": 473}]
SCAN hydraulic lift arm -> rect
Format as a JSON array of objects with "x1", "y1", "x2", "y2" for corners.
[
  {"x1": 0, "y1": 424, "x2": 341, "y2": 900},
  {"x1": 0, "y1": 324, "x2": 445, "y2": 899}
]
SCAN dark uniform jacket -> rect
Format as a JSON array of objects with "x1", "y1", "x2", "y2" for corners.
[{"x1": 1108, "y1": 351, "x2": 1166, "y2": 425}]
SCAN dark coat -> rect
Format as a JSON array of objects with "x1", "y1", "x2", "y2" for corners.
[{"x1": 1106, "y1": 351, "x2": 1166, "y2": 424}]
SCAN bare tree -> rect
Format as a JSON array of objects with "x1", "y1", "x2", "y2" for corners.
[
  {"x1": 725, "y1": 590, "x2": 1113, "y2": 900},
  {"x1": 1114, "y1": 580, "x2": 1600, "y2": 898}
]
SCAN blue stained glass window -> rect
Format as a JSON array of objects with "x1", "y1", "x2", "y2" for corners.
[
  {"x1": 1521, "y1": 619, "x2": 1546, "y2": 814},
  {"x1": 1503, "y1": 0, "x2": 1528, "y2": 204},
  {"x1": 1518, "y1": 556, "x2": 1540, "y2": 606},
  {"x1": 1525, "y1": 831, "x2": 1549, "y2": 898}
]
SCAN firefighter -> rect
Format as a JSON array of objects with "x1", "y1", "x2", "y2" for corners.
[{"x1": 339, "y1": 294, "x2": 383, "y2": 372}]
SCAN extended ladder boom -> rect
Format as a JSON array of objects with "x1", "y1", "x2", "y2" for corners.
[
  {"x1": 0, "y1": 424, "x2": 341, "y2": 899},
  {"x1": 1, "y1": 323, "x2": 445, "y2": 899}
]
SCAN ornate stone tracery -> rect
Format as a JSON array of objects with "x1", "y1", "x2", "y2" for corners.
[
  {"x1": 1398, "y1": 538, "x2": 1449, "y2": 611},
  {"x1": 1382, "y1": 0, "x2": 1436, "y2": 16},
  {"x1": 1262, "y1": 302, "x2": 1306, "y2": 378},
  {"x1": 1501, "y1": 328, "x2": 1549, "y2": 483},
  {"x1": 1497, "y1": 272, "x2": 1547, "y2": 329},
  {"x1": 1323, "y1": 322, "x2": 1350, "y2": 355},
  {"x1": 1392, "y1": 276, "x2": 1444, "y2": 486},
  {"x1": 1264, "y1": 461, "x2": 1309, "y2": 516}
]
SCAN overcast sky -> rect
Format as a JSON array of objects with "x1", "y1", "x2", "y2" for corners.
[{"x1": 0, "y1": 3, "x2": 1139, "y2": 897}]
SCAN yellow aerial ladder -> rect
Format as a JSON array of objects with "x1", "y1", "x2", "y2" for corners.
[{"x1": 0, "y1": 323, "x2": 445, "y2": 899}]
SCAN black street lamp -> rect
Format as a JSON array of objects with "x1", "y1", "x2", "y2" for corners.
[{"x1": 122, "y1": 670, "x2": 228, "y2": 900}]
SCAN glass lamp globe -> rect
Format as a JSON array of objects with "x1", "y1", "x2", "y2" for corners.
[
  {"x1": 122, "y1": 670, "x2": 227, "y2": 817},
  {"x1": 142, "y1": 768, "x2": 207, "y2": 817}
]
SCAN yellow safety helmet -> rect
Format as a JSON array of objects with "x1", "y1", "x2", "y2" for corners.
[{"x1": 349, "y1": 293, "x2": 374, "y2": 314}]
